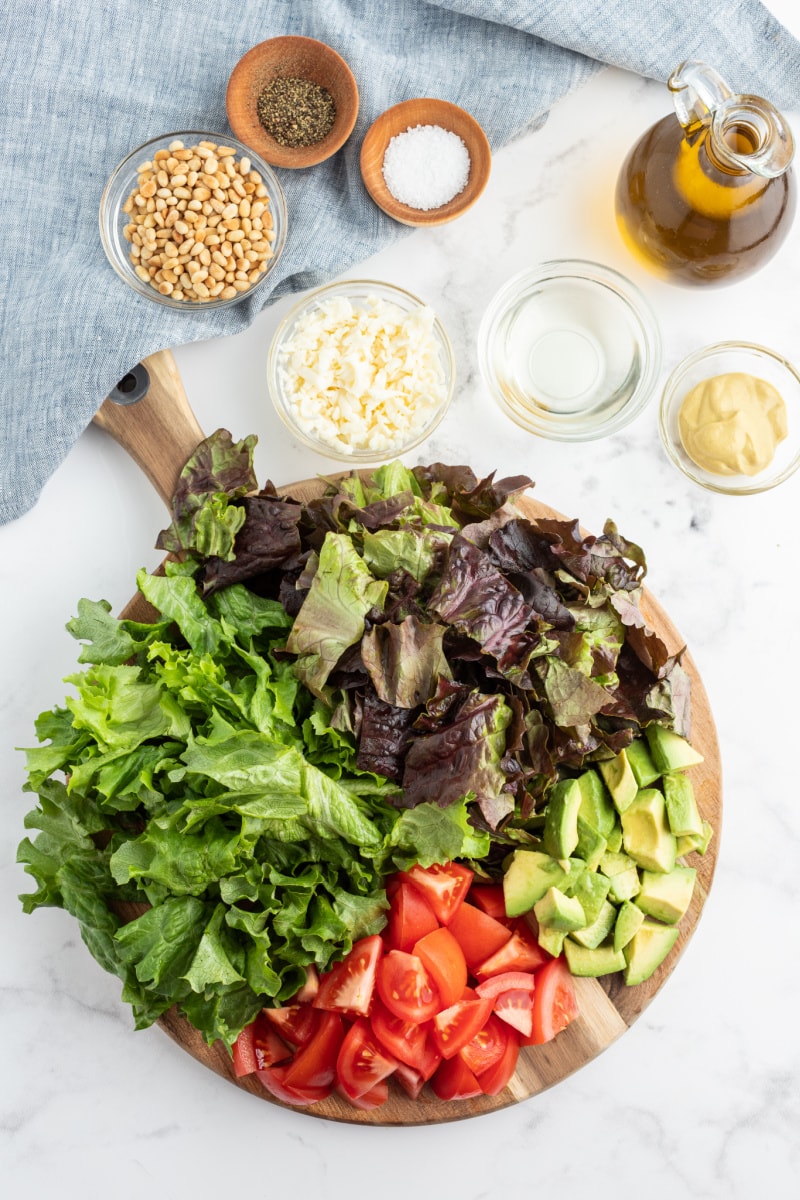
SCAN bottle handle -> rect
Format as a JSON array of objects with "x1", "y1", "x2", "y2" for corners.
[{"x1": 668, "y1": 60, "x2": 733, "y2": 134}]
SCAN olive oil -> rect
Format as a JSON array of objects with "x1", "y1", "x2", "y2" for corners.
[{"x1": 615, "y1": 115, "x2": 795, "y2": 285}]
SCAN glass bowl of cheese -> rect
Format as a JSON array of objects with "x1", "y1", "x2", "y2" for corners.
[{"x1": 267, "y1": 279, "x2": 455, "y2": 461}]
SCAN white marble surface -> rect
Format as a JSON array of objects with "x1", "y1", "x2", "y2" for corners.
[{"x1": 3, "y1": 4, "x2": 800, "y2": 1196}]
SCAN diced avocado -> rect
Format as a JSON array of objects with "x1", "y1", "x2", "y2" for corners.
[
  {"x1": 569, "y1": 870, "x2": 611, "y2": 926},
  {"x1": 574, "y1": 816, "x2": 607, "y2": 871},
  {"x1": 569, "y1": 899, "x2": 617, "y2": 949},
  {"x1": 564, "y1": 938, "x2": 627, "y2": 977},
  {"x1": 623, "y1": 919, "x2": 680, "y2": 985},
  {"x1": 676, "y1": 819, "x2": 714, "y2": 857},
  {"x1": 600, "y1": 850, "x2": 641, "y2": 902},
  {"x1": 577, "y1": 768, "x2": 617, "y2": 837},
  {"x1": 598, "y1": 749, "x2": 639, "y2": 813},
  {"x1": 621, "y1": 788, "x2": 677, "y2": 874},
  {"x1": 606, "y1": 823, "x2": 623, "y2": 853},
  {"x1": 613, "y1": 900, "x2": 645, "y2": 953},
  {"x1": 534, "y1": 886, "x2": 586, "y2": 932},
  {"x1": 645, "y1": 725, "x2": 704, "y2": 774},
  {"x1": 537, "y1": 924, "x2": 566, "y2": 957},
  {"x1": 625, "y1": 738, "x2": 661, "y2": 788},
  {"x1": 542, "y1": 778, "x2": 582, "y2": 859},
  {"x1": 503, "y1": 849, "x2": 586, "y2": 917},
  {"x1": 636, "y1": 866, "x2": 696, "y2": 924},
  {"x1": 663, "y1": 772, "x2": 703, "y2": 839}
]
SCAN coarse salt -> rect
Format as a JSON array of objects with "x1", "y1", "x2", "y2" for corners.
[{"x1": 382, "y1": 124, "x2": 470, "y2": 211}]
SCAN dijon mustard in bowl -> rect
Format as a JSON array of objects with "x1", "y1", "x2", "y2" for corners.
[{"x1": 659, "y1": 341, "x2": 800, "y2": 495}]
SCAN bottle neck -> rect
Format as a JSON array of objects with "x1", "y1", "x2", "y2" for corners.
[{"x1": 706, "y1": 101, "x2": 794, "y2": 179}]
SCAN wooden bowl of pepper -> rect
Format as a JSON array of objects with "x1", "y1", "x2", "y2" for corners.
[{"x1": 226, "y1": 35, "x2": 359, "y2": 169}]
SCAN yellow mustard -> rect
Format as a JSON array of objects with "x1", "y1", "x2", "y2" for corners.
[{"x1": 678, "y1": 371, "x2": 788, "y2": 476}]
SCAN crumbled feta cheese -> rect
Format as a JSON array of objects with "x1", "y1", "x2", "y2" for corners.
[{"x1": 277, "y1": 294, "x2": 448, "y2": 455}]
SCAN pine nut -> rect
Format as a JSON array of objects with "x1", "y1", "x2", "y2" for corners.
[{"x1": 119, "y1": 139, "x2": 276, "y2": 302}]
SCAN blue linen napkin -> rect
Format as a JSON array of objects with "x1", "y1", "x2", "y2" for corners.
[{"x1": 2, "y1": 0, "x2": 799, "y2": 523}]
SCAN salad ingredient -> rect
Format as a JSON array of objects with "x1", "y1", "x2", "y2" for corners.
[
  {"x1": 376, "y1": 950, "x2": 440, "y2": 1022},
  {"x1": 256, "y1": 77, "x2": 336, "y2": 147},
  {"x1": 275, "y1": 293, "x2": 448, "y2": 454},
  {"x1": 524, "y1": 957, "x2": 579, "y2": 1045},
  {"x1": 678, "y1": 371, "x2": 787, "y2": 476},
  {"x1": 501, "y1": 734, "x2": 713, "y2": 984},
  {"x1": 17, "y1": 429, "x2": 701, "y2": 1064},
  {"x1": 122, "y1": 139, "x2": 277, "y2": 302},
  {"x1": 382, "y1": 124, "x2": 470, "y2": 211},
  {"x1": 313, "y1": 935, "x2": 382, "y2": 1016},
  {"x1": 232, "y1": 865, "x2": 579, "y2": 1108}
]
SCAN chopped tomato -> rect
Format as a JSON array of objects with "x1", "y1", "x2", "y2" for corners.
[
  {"x1": 336, "y1": 1017, "x2": 399, "y2": 1100},
  {"x1": 402, "y1": 862, "x2": 473, "y2": 925},
  {"x1": 492, "y1": 989, "x2": 535, "y2": 1038},
  {"x1": 336, "y1": 1078, "x2": 389, "y2": 1110},
  {"x1": 292, "y1": 964, "x2": 319, "y2": 1004},
  {"x1": 376, "y1": 949, "x2": 440, "y2": 1022},
  {"x1": 474, "y1": 971, "x2": 537, "y2": 999},
  {"x1": 314, "y1": 935, "x2": 382, "y2": 1016},
  {"x1": 431, "y1": 1055, "x2": 483, "y2": 1101},
  {"x1": 262, "y1": 1003, "x2": 320, "y2": 1048},
  {"x1": 473, "y1": 921, "x2": 550, "y2": 979},
  {"x1": 476, "y1": 1026, "x2": 520, "y2": 1096},
  {"x1": 256, "y1": 1064, "x2": 330, "y2": 1106},
  {"x1": 283, "y1": 1011, "x2": 345, "y2": 1091},
  {"x1": 522, "y1": 956, "x2": 579, "y2": 1045},
  {"x1": 386, "y1": 880, "x2": 439, "y2": 952},
  {"x1": 467, "y1": 883, "x2": 510, "y2": 922},
  {"x1": 413, "y1": 926, "x2": 468, "y2": 1009},
  {"x1": 369, "y1": 997, "x2": 431, "y2": 1069},
  {"x1": 459, "y1": 1013, "x2": 513, "y2": 1077},
  {"x1": 393, "y1": 1061, "x2": 426, "y2": 1100},
  {"x1": 431, "y1": 995, "x2": 493, "y2": 1059},
  {"x1": 232, "y1": 1021, "x2": 259, "y2": 1077},
  {"x1": 447, "y1": 900, "x2": 513, "y2": 969}
]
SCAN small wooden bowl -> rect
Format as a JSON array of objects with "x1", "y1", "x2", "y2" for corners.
[
  {"x1": 226, "y1": 36, "x2": 359, "y2": 169},
  {"x1": 360, "y1": 98, "x2": 491, "y2": 227}
]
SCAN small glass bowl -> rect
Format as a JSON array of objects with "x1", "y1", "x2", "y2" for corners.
[
  {"x1": 99, "y1": 130, "x2": 287, "y2": 310},
  {"x1": 477, "y1": 260, "x2": 661, "y2": 442},
  {"x1": 660, "y1": 341, "x2": 800, "y2": 495},
  {"x1": 267, "y1": 279, "x2": 455, "y2": 462}
]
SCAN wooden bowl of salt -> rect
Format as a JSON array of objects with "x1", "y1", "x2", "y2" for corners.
[{"x1": 360, "y1": 98, "x2": 491, "y2": 227}]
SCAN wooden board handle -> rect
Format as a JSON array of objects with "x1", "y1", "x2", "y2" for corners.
[{"x1": 93, "y1": 349, "x2": 205, "y2": 507}]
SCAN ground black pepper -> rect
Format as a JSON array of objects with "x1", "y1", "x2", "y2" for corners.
[{"x1": 256, "y1": 77, "x2": 336, "y2": 148}]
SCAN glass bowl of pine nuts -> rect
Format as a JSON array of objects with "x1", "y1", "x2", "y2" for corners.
[{"x1": 99, "y1": 131, "x2": 288, "y2": 309}]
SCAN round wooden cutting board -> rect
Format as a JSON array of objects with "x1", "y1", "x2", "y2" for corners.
[{"x1": 96, "y1": 350, "x2": 722, "y2": 1126}]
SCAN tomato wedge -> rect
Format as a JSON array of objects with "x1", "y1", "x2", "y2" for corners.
[
  {"x1": 292, "y1": 964, "x2": 319, "y2": 1004},
  {"x1": 476, "y1": 1026, "x2": 520, "y2": 1096},
  {"x1": 283, "y1": 1011, "x2": 345, "y2": 1091},
  {"x1": 492, "y1": 989, "x2": 535, "y2": 1037},
  {"x1": 402, "y1": 862, "x2": 473, "y2": 925},
  {"x1": 336, "y1": 1078, "x2": 389, "y2": 1110},
  {"x1": 413, "y1": 926, "x2": 468, "y2": 1009},
  {"x1": 473, "y1": 921, "x2": 550, "y2": 979},
  {"x1": 393, "y1": 1061, "x2": 426, "y2": 1100},
  {"x1": 262, "y1": 1003, "x2": 320, "y2": 1048},
  {"x1": 458, "y1": 1013, "x2": 513, "y2": 1077},
  {"x1": 447, "y1": 900, "x2": 513, "y2": 970},
  {"x1": 256, "y1": 1064, "x2": 330, "y2": 1106},
  {"x1": 467, "y1": 883, "x2": 509, "y2": 922},
  {"x1": 336, "y1": 1017, "x2": 399, "y2": 1099},
  {"x1": 314, "y1": 935, "x2": 382, "y2": 1016},
  {"x1": 369, "y1": 997, "x2": 431, "y2": 1069},
  {"x1": 386, "y1": 880, "x2": 439, "y2": 952},
  {"x1": 431, "y1": 995, "x2": 493, "y2": 1059},
  {"x1": 377, "y1": 949, "x2": 440, "y2": 1022},
  {"x1": 431, "y1": 1055, "x2": 483, "y2": 1101},
  {"x1": 522, "y1": 955, "x2": 579, "y2": 1045},
  {"x1": 474, "y1": 971, "x2": 537, "y2": 999}
]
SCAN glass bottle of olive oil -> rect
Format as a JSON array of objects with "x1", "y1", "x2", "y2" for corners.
[{"x1": 615, "y1": 61, "x2": 796, "y2": 286}]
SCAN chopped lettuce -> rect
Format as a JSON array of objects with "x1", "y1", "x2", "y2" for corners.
[{"x1": 18, "y1": 430, "x2": 691, "y2": 1052}]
